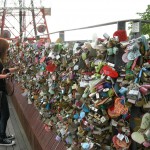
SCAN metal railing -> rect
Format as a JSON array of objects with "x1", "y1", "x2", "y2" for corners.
[{"x1": 50, "y1": 19, "x2": 150, "y2": 42}]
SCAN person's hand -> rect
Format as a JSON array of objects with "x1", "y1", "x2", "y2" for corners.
[
  {"x1": 5, "y1": 73, "x2": 12, "y2": 79},
  {"x1": 14, "y1": 66, "x2": 19, "y2": 71}
]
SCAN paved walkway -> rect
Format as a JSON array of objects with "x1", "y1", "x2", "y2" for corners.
[{"x1": 0, "y1": 96, "x2": 32, "y2": 150}]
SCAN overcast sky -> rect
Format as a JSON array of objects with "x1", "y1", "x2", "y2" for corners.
[
  {"x1": 43, "y1": 0, "x2": 149, "y2": 41},
  {"x1": 3, "y1": 0, "x2": 149, "y2": 41},
  {"x1": 46, "y1": 0, "x2": 149, "y2": 30}
]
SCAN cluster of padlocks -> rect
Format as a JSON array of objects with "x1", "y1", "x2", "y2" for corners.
[{"x1": 7, "y1": 30, "x2": 150, "y2": 150}]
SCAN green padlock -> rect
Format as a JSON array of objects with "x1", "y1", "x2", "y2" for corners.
[
  {"x1": 108, "y1": 88, "x2": 115, "y2": 97},
  {"x1": 81, "y1": 52, "x2": 87, "y2": 60}
]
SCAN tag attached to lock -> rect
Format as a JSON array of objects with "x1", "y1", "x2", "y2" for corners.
[
  {"x1": 124, "y1": 135, "x2": 129, "y2": 143},
  {"x1": 127, "y1": 89, "x2": 140, "y2": 100},
  {"x1": 128, "y1": 99, "x2": 136, "y2": 104},
  {"x1": 74, "y1": 65, "x2": 79, "y2": 70},
  {"x1": 107, "y1": 62, "x2": 115, "y2": 68},
  {"x1": 117, "y1": 133, "x2": 124, "y2": 141},
  {"x1": 96, "y1": 93, "x2": 100, "y2": 99},
  {"x1": 100, "y1": 116, "x2": 106, "y2": 123},
  {"x1": 111, "y1": 119, "x2": 118, "y2": 127}
]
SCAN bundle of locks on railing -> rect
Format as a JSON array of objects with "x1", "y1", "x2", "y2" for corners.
[{"x1": 7, "y1": 30, "x2": 150, "y2": 150}]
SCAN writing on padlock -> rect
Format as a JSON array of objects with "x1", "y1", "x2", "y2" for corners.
[
  {"x1": 117, "y1": 133, "x2": 125, "y2": 141},
  {"x1": 127, "y1": 89, "x2": 140, "y2": 100}
]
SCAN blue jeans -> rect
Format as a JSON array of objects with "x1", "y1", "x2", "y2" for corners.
[{"x1": 0, "y1": 92, "x2": 10, "y2": 139}]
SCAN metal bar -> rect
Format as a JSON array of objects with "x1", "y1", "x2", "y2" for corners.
[
  {"x1": 24, "y1": 10, "x2": 42, "y2": 38},
  {"x1": 27, "y1": 9, "x2": 47, "y2": 39},
  {"x1": 23, "y1": 28, "x2": 33, "y2": 37},
  {"x1": 26, "y1": 27, "x2": 35, "y2": 37},
  {"x1": 59, "y1": 31, "x2": 64, "y2": 41},
  {"x1": 50, "y1": 19, "x2": 150, "y2": 34},
  {"x1": 18, "y1": 3, "x2": 42, "y2": 40},
  {"x1": 132, "y1": 20, "x2": 142, "y2": 38},
  {"x1": 40, "y1": 8, "x2": 50, "y2": 41},
  {"x1": 19, "y1": 0, "x2": 23, "y2": 40},
  {"x1": 32, "y1": 10, "x2": 42, "y2": 24},
  {"x1": 22, "y1": 0, "x2": 26, "y2": 34},
  {"x1": 1, "y1": 9, "x2": 6, "y2": 37},
  {"x1": 139, "y1": 20, "x2": 150, "y2": 23},
  {"x1": 31, "y1": 0, "x2": 37, "y2": 40},
  {"x1": 5, "y1": 18, "x2": 20, "y2": 34},
  {"x1": 0, "y1": 7, "x2": 50, "y2": 10},
  {"x1": 0, "y1": 0, "x2": 7, "y2": 37},
  {"x1": 8, "y1": 13, "x2": 19, "y2": 22},
  {"x1": 2, "y1": 14, "x2": 43, "y2": 16},
  {"x1": 139, "y1": 20, "x2": 142, "y2": 35},
  {"x1": 5, "y1": 37, "x2": 48, "y2": 40},
  {"x1": 117, "y1": 21, "x2": 126, "y2": 30}
]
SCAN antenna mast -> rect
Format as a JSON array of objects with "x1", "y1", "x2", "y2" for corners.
[{"x1": 0, "y1": 0, "x2": 51, "y2": 41}]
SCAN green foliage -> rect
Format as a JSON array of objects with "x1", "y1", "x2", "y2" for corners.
[
  {"x1": 137, "y1": 5, "x2": 150, "y2": 35},
  {"x1": 129, "y1": 5, "x2": 150, "y2": 36}
]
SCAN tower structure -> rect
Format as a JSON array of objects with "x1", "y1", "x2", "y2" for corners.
[{"x1": 0, "y1": 0, "x2": 51, "y2": 41}]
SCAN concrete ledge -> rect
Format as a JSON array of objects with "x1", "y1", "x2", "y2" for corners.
[{"x1": 9, "y1": 82, "x2": 66, "y2": 150}]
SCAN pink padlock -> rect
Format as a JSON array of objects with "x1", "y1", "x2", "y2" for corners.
[
  {"x1": 95, "y1": 83, "x2": 103, "y2": 90},
  {"x1": 143, "y1": 141, "x2": 150, "y2": 148},
  {"x1": 139, "y1": 86, "x2": 148, "y2": 95},
  {"x1": 142, "y1": 84, "x2": 150, "y2": 89}
]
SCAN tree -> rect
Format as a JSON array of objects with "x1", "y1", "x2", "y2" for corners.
[
  {"x1": 129, "y1": 5, "x2": 150, "y2": 37},
  {"x1": 136, "y1": 5, "x2": 150, "y2": 35}
]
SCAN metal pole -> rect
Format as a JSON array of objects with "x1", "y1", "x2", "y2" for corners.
[
  {"x1": 59, "y1": 31, "x2": 64, "y2": 42},
  {"x1": 31, "y1": 0, "x2": 38, "y2": 40},
  {"x1": 22, "y1": 0, "x2": 26, "y2": 39},
  {"x1": 40, "y1": 8, "x2": 50, "y2": 41},
  {"x1": 19, "y1": 0, "x2": 23, "y2": 41},
  {"x1": 117, "y1": 21, "x2": 126, "y2": 30},
  {"x1": 1, "y1": 0, "x2": 7, "y2": 37}
]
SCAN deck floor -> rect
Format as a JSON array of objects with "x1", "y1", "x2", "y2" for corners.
[{"x1": 0, "y1": 96, "x2": 32, "y2": 150}]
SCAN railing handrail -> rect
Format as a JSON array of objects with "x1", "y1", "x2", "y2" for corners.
[
  {"x1": 49, "y1": 19, "x2": 150, "y2": 42},
  {"x1": 50, "y1": 19, "x2": 150, "y2": 34}
]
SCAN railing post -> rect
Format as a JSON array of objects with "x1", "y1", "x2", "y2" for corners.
[
  {"x1": 131, "y1": 20, "x2": 141, "y2": 38},
  {"x1": 117, "y1": 21, "x2": 126, "y2": 30},
  {"x1": 59, "y1": 31, "x2": 64, "y2": 41}
]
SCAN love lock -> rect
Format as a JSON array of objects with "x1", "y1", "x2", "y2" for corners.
[{"x1": 7, "y1": 32, "x2": 150, "y2": 149}]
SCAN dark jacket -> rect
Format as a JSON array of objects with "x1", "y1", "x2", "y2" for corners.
[{"x1": 0, "y1": 62, "x2": 6, "y2": 92}]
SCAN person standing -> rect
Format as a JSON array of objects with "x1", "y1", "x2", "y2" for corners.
[{"x1": 0, "y1": 38, "x2": 18, "y2": 146}]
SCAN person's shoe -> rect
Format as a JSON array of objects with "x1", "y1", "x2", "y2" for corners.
[
  {"x1": 0, "y1": 139, "x2": 15, "y2": 146},
  {"x1": 5, "y1": 135, "x2": 15, "y2": 140}
]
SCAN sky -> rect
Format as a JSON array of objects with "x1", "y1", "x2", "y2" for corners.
[
  {"x1": 1, "y1": 0, "x2": 149, "y2": 41},
  {"x1": 42, "y1": 0, "x2": 150, "y2": 42}
]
